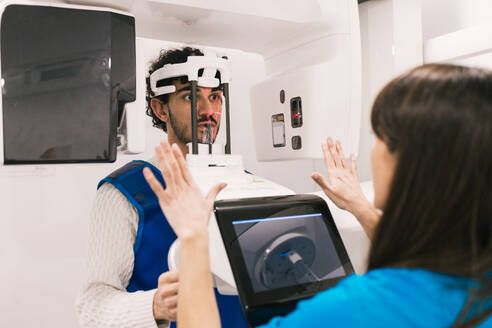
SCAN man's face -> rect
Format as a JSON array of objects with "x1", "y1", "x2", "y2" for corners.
[{"x1": 166, "y1": 79, "x2": 223, "y2": 144}]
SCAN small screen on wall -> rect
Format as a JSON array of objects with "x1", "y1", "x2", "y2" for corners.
[{"x1": 1, "y1": 4, "x2": 135, "y2": 164}]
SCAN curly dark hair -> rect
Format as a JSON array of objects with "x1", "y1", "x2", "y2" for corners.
[{"x1": 145, "y1": 47, "x2": 204, "y2": 132}]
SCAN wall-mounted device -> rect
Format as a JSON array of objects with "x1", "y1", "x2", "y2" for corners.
[
  {"x1": 214, "y1": 194, "x2": 353, "y2": 327},
  {"x1": 0, "y1": 3, "x2": 136, "y2": 164}
]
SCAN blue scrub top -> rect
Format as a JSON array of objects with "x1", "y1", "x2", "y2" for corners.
[{"x1": 258, "y1": 268, "x2": 492, "y2": 328}]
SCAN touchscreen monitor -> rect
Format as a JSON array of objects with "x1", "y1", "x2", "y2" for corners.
[
  {"x1": 232, "y1": 212, "x2": 346, "y2": 293},
  {"x1": 214, "y1": 194, "x2": 353, "y2": 327}
]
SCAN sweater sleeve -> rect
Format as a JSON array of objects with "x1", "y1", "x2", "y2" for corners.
[{"x1": 76, "y1": 183, "x2": 170, "y2": 328}]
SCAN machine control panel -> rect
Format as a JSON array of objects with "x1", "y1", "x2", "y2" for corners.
[{"x1": 290, "y1": 96, "x2": 303, "y2": 128}]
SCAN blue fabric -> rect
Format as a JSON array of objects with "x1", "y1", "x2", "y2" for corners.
[
  {"x1": 99, "y1": 160, "x2": 248, "y2": 328},
  {"x1": 258, "y1": 268, "x2": 492, "y2": 328}
]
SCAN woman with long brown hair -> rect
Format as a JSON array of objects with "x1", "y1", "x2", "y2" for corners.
[{"x1": 144, "y1": 63, "x2": 492, "y2": 327}]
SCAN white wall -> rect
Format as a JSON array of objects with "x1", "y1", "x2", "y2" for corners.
[
  {"x1": 422, "y1": 0, "x2": 492, "y2": 70},
  {"x1": 356, "y1": 0, "x2": 395, "y2": 181},
  {"x1": 422, "y1": 0, "x2": 492, "y2": 41},
  {"x1": 355, "y1": 0, "x2": 422, "y2": 182},
  {"x1": 0, "y1": 156, "x2": 139, "y2": 327}
]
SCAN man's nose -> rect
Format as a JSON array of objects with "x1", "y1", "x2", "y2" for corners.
[{"x1": 197, "y1": 96, "x2": 219, "y2": 117}]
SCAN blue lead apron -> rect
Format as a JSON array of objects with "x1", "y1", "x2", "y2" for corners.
[{"x1": 99, "y1": 160, "x2": 248, "y2": 328}]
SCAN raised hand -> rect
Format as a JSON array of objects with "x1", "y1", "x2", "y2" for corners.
[
  {"x1": 311, "y1": 137, "x2": 379, "y2": 239},
  {"x1": 311, "y1": 137, "x2": 367, "y2": 211},
  {"x1": 143, "y1": 141, "x2": 226, "y2": 240}
]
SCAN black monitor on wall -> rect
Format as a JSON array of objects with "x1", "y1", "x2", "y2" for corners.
[{"x1": 0, "y1": 4, "x2": 136, "y2": 164}]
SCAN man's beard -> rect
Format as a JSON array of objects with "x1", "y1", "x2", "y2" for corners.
[
  {"x1": 168, "y1": 106, "x2": 189, "y2": 143},
  {"x1": 167, "y1": 105, "x2": 220, "y2": 144}
]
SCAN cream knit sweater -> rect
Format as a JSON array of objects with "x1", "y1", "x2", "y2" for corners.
[{"x1": 76, "y1": 159, "x2": 170, "y2": 328}]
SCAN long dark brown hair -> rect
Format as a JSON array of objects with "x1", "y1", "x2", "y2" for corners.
[{"x1": 368, "y1": 64, "x2": 492, "y2": 326}]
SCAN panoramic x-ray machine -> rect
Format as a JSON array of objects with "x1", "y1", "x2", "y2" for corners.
[{"x1": 152, "y1": 46, "x2": 368, "y2": 325}]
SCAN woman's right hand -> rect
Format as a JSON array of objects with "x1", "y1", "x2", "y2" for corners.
[
  {"x1": 311, "y1": 137, "x2": 379, "y2": 239},
  {"x1": 143, "y1": 141, "x2": 226, "y2": 240}
]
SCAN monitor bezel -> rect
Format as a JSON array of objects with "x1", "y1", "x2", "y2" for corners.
[{"x1": 214, "y1": 194, "x2": 354, "y2": 312}]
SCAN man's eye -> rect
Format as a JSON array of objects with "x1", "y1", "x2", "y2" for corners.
[
  {"x1": 210, "y1": 94, "x2": 222, "y2": 103},
  {"x1": 183, "y1": 94, "x2": 191, "y2": 101}
]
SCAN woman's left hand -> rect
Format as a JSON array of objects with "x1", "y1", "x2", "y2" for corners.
[
  {"x1": 311, "y1": 137, "x2": 379, "y2": 239},
  {"x1": 143, "y1": 141, "x2": 226, "y2": 240},
  {"x1": 311, "y1": 137, "x2": 369, "y2": 213}
]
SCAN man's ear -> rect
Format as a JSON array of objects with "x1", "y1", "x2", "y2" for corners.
[{"x1": 150, "y1": 98, "x2": 169, "y2": 122}]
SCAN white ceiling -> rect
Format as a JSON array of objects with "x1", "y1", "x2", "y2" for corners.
[{"x1": 63, "y1": 0, "x2": 352, "y2": 57}]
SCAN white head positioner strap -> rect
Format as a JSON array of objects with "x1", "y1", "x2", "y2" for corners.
[{"x1": 150, "y1": 55, "x2": 231, "y2": 97}]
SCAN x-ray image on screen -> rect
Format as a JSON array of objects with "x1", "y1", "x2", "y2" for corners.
[{"x1": 232, "y1": 213, "x2": 345, "y2": 293}]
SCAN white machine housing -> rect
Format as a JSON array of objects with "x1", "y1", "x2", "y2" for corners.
[{"x1": 250, "y1": 0, "x2": 362, "y2": 161}]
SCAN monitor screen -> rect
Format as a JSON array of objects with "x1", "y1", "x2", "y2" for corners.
[
  {"x1": 1, "y1": 4, "x2": 135, "y2": 164},
  {"x1": 232, "y1": 212, "x2": 346, "y2": 293}
]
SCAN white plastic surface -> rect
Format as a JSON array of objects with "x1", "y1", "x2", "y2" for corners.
[
  {"x1": 424, "y1": 22, "x2": 492, "y2": 67},
  {"x1": 251, "y1": 58, "x2": 361, "y2": 161},
  {"x1": 150, "y1": 55, "x2": 231, "y2": 96}
]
